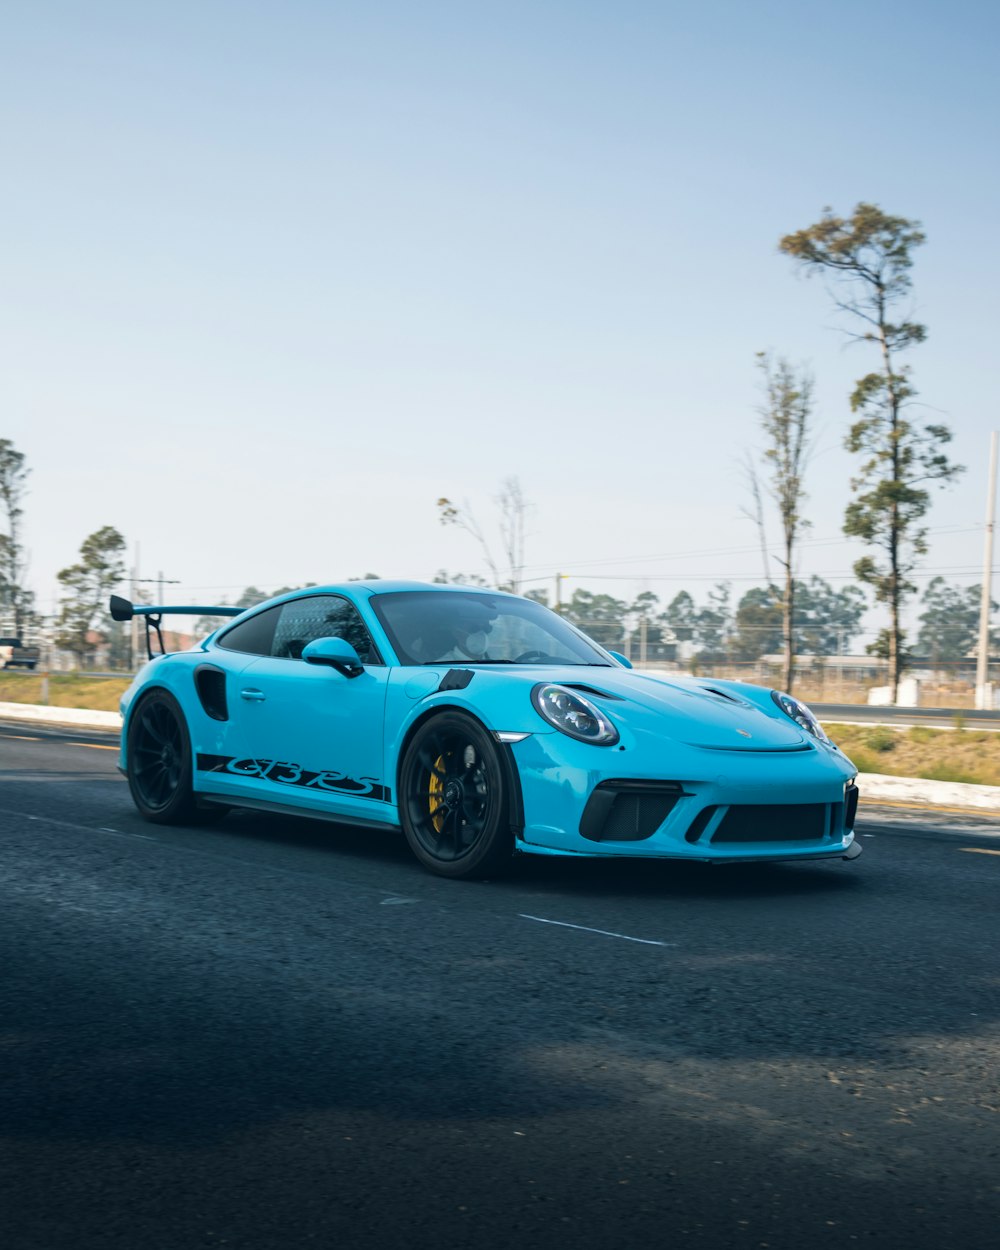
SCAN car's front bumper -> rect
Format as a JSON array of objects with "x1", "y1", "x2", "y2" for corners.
[{"x1": 509, "y1": 731, "x2": 860, "y2": 862}]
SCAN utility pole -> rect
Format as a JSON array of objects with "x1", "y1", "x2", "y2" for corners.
[
  {"x1": 975, "y1": 431, "x2": 998, "y2": 710},
  {"x1": 129, "y1": 542, "x2": 140, "y2": 672},
  {"x1": 554, "y1": 573, "x2": 565, "y2": 613}
]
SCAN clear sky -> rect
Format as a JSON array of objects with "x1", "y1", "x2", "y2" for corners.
[{"x1": 2, "y1": 0, "x2": 998, "y2": 639}]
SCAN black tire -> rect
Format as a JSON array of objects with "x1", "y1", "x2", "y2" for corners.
[
  {"x1": 126, "y1": 688, "x2": 204, "y2": 825},
  {"x1": 398, "y1": 711, "x2": 515, "y2": 879}
]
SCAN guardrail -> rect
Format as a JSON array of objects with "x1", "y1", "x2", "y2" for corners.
[{"x1": 813, "y1": 703, "x2": 1000, "y2": 731}]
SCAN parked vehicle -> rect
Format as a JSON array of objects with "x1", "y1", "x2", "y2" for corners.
[{"x1": 0, "y1": 638, "x2": 40, "y2": 670}]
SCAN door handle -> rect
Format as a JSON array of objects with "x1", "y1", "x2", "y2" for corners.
[{"x1": 240, "y1": 688, "x2": 266, "y2": 702}]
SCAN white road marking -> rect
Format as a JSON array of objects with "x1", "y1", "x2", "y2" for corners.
[
  {"x1": 380, "y1": 896, "x2": 418, "y2": 905},
  {"x1": 67, "y1": 742, "x2": 118, "y2": 751},
  {"x1": 959, "y1": 847, "x2": 1000, "y2": 857},
  {"x1": 519, "y1": 914, "x2": 675, "y2": 946}
]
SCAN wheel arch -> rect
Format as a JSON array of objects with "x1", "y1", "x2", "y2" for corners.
[
  {"x1": 394, "y1": 703, "x2": 525, "y2": 836},
  {"x1": 121, "y1": 682, "x2": 186, "y2": 769}
]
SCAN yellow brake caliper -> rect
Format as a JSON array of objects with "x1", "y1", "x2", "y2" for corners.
[{"x1": 428, "y1": 753, "x2": 447, "y2": 832}]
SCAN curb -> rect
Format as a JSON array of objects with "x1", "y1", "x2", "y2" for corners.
[
  {"x1": 857, "y1": 773, "x2": 1000, "y2": 813},
  {"x1": 2, "y1": 701, "x2": 999, "y2": 815},
  {"x1": 0, "y1": 701, "x2": 122, "y2": 731}
]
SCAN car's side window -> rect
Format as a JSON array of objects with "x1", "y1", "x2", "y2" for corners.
[
  {"x1": 216, "y1": 605, "x2": 283, "y2": 656},
  {"x1": 271, "y1": 595, "x2": 381, "y2": 665}
]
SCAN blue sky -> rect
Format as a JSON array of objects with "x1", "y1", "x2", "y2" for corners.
[{"x1": 2, "y1": 0, "x2": 998, "y2": 637}]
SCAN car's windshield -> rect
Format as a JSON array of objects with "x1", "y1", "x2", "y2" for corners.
[{"x1": 370, "y1": 590, "x2": 614, "y2": 667}]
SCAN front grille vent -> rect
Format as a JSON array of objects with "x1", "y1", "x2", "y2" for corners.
[
  {"x1": 579, "y1": 780, "x2": 683, "y2": 842},
  {"x1": 711, "y1": 803, "x2": 828, "y2": 843},
  {"x1": 684, "y1": 806, "x2": 718, "y2": 844}
]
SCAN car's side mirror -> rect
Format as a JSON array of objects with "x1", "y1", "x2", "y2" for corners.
[
  {"x1": 301, "y1": 636, "x2": 365, "y2": 678},
  {"x1": 608, "y1": 650, "x2": 633, "y2": 669}
]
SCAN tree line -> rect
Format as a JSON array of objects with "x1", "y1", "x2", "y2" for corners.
[
  {"x1": 199, "y1": 574, "x2": 995, "y2": 671},
  {"x1": 0, "y1": 205, "x2": 975, "y2": 679},
  {"x1": 440, "y1": 203, "x2": 966, "y2": 695}
]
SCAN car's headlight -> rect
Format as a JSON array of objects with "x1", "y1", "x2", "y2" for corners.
[
  {"x1": 531, "y1": 684, "x2": 620, "y2": 746},
  {"x1": 771, "y1": 690, "x2": 830, "y2": 743}
]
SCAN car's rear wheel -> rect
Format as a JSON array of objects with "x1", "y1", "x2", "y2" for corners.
[
  {"x1": 399, "y1": 711, "x2": 514, "y2": 878},
  {"x1": 126, "y1": 689, "x2": 218, "y2": 825}
]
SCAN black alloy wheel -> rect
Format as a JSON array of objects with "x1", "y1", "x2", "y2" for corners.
[
  {"x1": 126, "y1": 688, "x2": 206, "y2": 824},
  {"x1": 399, "y1": 711, "x2": 514, "y2": 878}
]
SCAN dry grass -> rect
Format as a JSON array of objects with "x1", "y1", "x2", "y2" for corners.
[
  {"x1": 2, "y1": 672, "x2": 998, "y2": 786},
  {"x1": 823, "y1": 722, "x2": 1000, "y2": 786},
  {"x1": 0, "y1": 672, "x2": 130, "y2": 713}
]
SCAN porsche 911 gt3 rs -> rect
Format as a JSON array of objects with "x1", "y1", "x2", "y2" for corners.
[{"x1": 111, "y1": 582, "x2": 861, "y2": 878}]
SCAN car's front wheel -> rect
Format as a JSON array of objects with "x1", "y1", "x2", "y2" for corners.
[
  {"x1": 398, "y1": 711, "x2": 515, "y2": 879},
  {"x1": 126, "y1": 688, "x2": 210, "y2": 825}
]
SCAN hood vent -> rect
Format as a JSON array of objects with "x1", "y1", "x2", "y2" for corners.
[
  {"x1": 702, "y1": 687, "x2": 747, "y2": 705},
  {"x1": 562, "y1": 684, "x2": 624, "y2": 701}
]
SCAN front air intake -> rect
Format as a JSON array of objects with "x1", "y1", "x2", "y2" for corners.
[
  {"x1": 711, "y1": 803, "x2": 828, "y2": 843},
  {"x1": 579, "y1": 780, "x2": 684, "y2": 842}
]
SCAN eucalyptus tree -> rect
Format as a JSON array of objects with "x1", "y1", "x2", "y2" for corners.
[
  {"x1": 0, "y1": 439, "x2": 31, "y2": 634},
  {"x1": 917, "y1": 577, "x2": 997, "y2": 666},
  {"x1": 752, "y1": 352, "x2": 814, "y2": 691},
  {"x1": 55, "y1": 526, "x2": 127, "y2": 666},
  {"x1": 780, "y1": 203, "x2": 962, "y2": 699}
]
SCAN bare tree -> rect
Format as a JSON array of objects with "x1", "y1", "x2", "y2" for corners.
[
  {"x1": 437, "y1": 476, "x2": 531, "y2": 593},
  {"x1": 0, "y1": 439, "x2": 32, "y2": 635},
  {"x1": 738, "y1": 450, "x2": 773, "y2": 586},
  {"x1": 754, "y1": 352, "x2": 815, "y2": 692}
]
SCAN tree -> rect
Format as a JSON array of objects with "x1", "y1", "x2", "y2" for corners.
[
  {"x1": 437, "y1": 476, "x2": 530, "y2": 592},
  {"x1": 664, "y1": 591, "x2": 697, "y2": 646},
  {"x1": 0, "y1": 439, "x2": 32, "y2": 635},
  {"x1": 56, "y1": 527, "x2": 127, "y2": 666},
  {"x1": 917, "y1": 577, "x2": 997, "y2": 666},
  {"x1": 732, "y1": 585, "x2": 783, "y2": 661},
  {"x1": 792, "y1": 576, "x2": 867, "y2": 656},
  {"x1": 866, "y1": 628, "x2": 913, "y2": 675},
  {"x1": 432, "y1": 569, "x2": 489, "y2": 587},
  {"x1": 193, "y1": 584, "x2": 311, "y2": 638},
  {"x1": 561, "y1": 589, "x2": 627, "y2": 649},
  {"x1": 752, "y1": 352, "x2": 814, "y2": 691},
  {"x1": 693, "y1": 583, "x2": 733, "y2": 662},
  {"x1": 780, "y1": 203, "x2": 962, "y2": 700}
]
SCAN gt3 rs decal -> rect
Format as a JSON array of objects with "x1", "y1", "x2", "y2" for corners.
[{"x1": 196, "y1": 754, "x2": 390, "y2": 803}]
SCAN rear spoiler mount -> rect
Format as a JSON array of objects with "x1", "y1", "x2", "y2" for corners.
[{"x1": 109, "y1": 595, "x2": 243, "y2": 661}]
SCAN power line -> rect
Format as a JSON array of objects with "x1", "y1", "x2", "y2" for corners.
[{"x1": 515, "y1": 524, "x2": 982, "y2": 575}]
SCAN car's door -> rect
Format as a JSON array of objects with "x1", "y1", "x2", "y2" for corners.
[{"x1": 225, "y1": 594, "x2": 394, "y2": 823}]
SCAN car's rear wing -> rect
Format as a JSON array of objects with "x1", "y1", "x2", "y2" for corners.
[{"x1": 109, "y1": 595, "x2": 243, "y2": 661}]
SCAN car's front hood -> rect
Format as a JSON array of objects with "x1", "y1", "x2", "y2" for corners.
[{"x1": 497, "y1": 664, "x2": 808, "y2": 750}]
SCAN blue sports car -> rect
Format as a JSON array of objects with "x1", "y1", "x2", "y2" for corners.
[{"x1": 111, "y1": 581, "x2": 860, "y2": 878}]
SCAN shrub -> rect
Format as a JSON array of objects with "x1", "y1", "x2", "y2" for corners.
[{"x1": 864, "y1": 726, "x2": 897, "y2": 753}]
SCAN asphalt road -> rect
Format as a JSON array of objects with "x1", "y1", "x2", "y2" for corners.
[{"x1": 2, "y1": 725, "x2": 999, "y2": 1250}]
